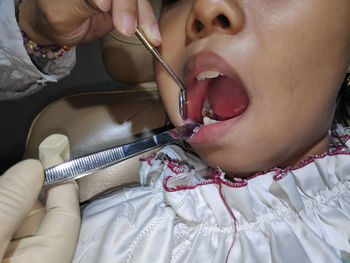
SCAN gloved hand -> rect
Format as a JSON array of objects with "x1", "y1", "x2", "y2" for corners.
[
  {"x1": 0, "y1": 134, "x2": 80, "y2": 263},
  {"x1": 18, "y1": 0, "x2": 161, "y2": 47}
]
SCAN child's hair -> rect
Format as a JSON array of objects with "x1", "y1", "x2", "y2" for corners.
[{"x1": 334, "y1": 74, "x2": 350, "y2": 126}]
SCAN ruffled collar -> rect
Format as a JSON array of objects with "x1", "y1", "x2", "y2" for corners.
[
  {"x1": 138, "y1": 125, "x2": 350, "y2": 227},
  {"x1": 162, "y1": 125, "x2": 350, "y2": 192}
]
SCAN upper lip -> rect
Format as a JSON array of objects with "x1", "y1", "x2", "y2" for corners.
[{"x1": 183, "y1": 51, "x2": 243, "y2": 90}]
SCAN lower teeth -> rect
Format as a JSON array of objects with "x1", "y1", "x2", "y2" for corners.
[{"x1": 203, "y1": 116, "x2": 218, "y2": 125}]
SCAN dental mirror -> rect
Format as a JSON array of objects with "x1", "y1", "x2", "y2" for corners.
[{"x1": 135, "y1": 27, "x2": 187, "y2": 119}]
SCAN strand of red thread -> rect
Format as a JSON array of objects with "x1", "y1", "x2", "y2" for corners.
[{"x1": 218, "y1": 179, "x2": 238, "y2": 263}]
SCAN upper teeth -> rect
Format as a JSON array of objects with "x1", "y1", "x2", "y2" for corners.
[{"x1": 196, "y1": 71, "x2": 223, "y2": 81}]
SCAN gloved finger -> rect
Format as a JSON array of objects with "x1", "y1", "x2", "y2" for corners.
[
  {"x1": 39, "y1": 134, "x2": 70, "y2": 168},
  {"x1": 112, "y1": 0, "x2": 138, "y2": 36},
  {"x1": 3, "y1": 200, "x2": 45, "y2": 261},
  {"x1": 13, "y1": 200, "x2": 45, "y2": 239},
  {"x1": 0, "y1": 160, "x2": 43, "y2": 258},
  {"x1": 137, "y1": 0, "x2": 161, "y2": 46},
  {"x1": 37, "y1": 135, "x2": 80, "y2": 263}
]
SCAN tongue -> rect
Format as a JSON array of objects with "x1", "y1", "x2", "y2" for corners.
[{"x1": 207, "y1": 76, "x2": 249, "y2": 121}]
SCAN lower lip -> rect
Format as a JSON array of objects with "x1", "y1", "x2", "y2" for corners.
[{"x1": 187, "y1": 113, "x2": 244, "y2": 144}]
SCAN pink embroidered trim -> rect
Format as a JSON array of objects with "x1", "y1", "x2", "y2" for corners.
[
  {"x1": 247, "y1": 133, "x2": 350, "y2": 181},
  {"x1": 163, "y1": 168, "x2": 247, "y2": 192},
  {"x1": 159, "y1": 130, "x2": 350, "y2": 262},
  {"x1": 250, "y1": 147, "x2": 350, "y2": 182},
  {"x1": 330, "y1": 130, "x2": 349, "y2": 138},
  {"x1": 139, "y1": 153, "x2": 156, "y2": 167},
  {"x1": 167, "y1": 161, "x2": 190, "y2": 175},
  {"x1": 217, "y1": 181, "x2": 237, "y2": 263},
  {"x1": 163, "y1": 133, "x2": 350, "y2": 191},
  {"x1": 165, "y1": 170, "x2": 239, "y2": 261}
]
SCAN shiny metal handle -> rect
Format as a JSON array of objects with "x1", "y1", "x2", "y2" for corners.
[
  {"x1": 135, "y1": 27, "x2": 187, "y2": 119},
  {"x1": 44, "y1": 147, "x2": 125, "y2": 185}
]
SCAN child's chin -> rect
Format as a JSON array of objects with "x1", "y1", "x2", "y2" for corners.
[{"x1": 192, "y1": 143, "x2": 280, "y2": 178}]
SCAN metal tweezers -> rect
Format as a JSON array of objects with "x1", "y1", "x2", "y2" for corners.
[
  {"x1": 44, "y1": 123, "x2": 200, "y2": 186},
  {"x1": 135, "y1": 27, "x2": 187, "y2": 119}
]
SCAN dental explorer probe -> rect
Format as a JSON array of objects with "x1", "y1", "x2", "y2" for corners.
[{"x1": 135, "y1": 27, "x2": 187, "y2": 120}]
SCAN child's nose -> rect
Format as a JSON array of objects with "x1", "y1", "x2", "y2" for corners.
[{"x1": 186, "y1": 0, "x2": 245, "y2": 41}]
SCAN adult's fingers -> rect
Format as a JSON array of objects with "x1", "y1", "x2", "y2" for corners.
[
  {"x1": 70, "y1": 0, "x2": 161, "y2": 45},
  {"x1": 71, "y1": 0, "x2": 111, "y2": 18},
  {"x1": 137, "y1": 0, "x2": 161, "y2": 46},
  {"x1": 13, "y1": 200, "x2": 45, "y2": 240},
  {"x1": 91, "y1": 0, "x2": 112, "y2": 12},
  {"x1": 112, "y1": 0, "x2": 161, "y2": 45},
  {"x1": 36, "y1": 135, "x2": 81, "y2": 263},
  {"x1": 0, "y1": 160, "x2": 43, "y2": 258},
  {"x1": 113, "y1": 0, "x2": 138, "y2": 36}
]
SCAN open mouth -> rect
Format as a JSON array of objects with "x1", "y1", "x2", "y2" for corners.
[{"x1": 184, "y1": 52, "x2": 249, "y2": 128}]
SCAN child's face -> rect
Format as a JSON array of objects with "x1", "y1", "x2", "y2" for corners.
[{"x1": 155, "y1": 0, "x2": 350, "y2": 176}]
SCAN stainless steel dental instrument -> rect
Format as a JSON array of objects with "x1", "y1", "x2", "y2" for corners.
[
  {"x1": 44, "y1": 123, "x2": 200, "y2": 186},
  {"x1": 135, "y1": 27, "x2": 187, "y2": 119}
]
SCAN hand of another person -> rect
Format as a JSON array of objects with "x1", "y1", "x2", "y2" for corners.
[
  {"x1": 18, "y1": 0, "x2": 161, "y2": 47},
  {"x1": 0, "y1": 134, "x2": 80, "y2": 263}
]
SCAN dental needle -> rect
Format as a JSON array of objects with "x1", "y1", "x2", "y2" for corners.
[{"x1": 135, "y1": 27, "x2": 187, "y2": 119}]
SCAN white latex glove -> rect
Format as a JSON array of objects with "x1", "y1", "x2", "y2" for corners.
[{"x1": 0, "y1": 134, "x2": 80, "y2": 263}]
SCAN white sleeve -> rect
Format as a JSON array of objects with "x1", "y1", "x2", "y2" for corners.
[{"x1": 0, "y1": 0, "x2": 76, "y2": 100}]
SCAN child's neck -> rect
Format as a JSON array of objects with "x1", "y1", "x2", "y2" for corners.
[
  {"x1": 281, "y1": 134, "x2": 330, "y2": 168},
  {"x1": 226, "y1": 134, "x2": 330, "y2": 179}
]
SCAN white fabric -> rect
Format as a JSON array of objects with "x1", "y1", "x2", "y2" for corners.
[
  {"x1": 73, "y1": 126, "x2": 350, "y2": 263},
  {"x1": 0, "y1": 0, "x2": 76, "y2": 100}
]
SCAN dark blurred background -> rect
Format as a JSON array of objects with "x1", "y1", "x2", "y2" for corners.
[{"x1": 0, "y1": 38, "x2": 124, "y2": 174}]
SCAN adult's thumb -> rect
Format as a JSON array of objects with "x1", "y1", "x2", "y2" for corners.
[
  {"x1": 0, "y1": 160, "x2": 43, "y2": 258},
  {"x1": 73, "y1": 0, "x2": 111, "y2": 18}
]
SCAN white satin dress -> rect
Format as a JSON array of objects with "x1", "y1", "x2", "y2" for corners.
[{"x1": 73, "y1": 126, "x2": 350, "y2": 263}]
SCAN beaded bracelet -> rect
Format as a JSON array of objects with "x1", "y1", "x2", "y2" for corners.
[{"x1": 15, "y1": 0, "x2": 70, "y2": 59}]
